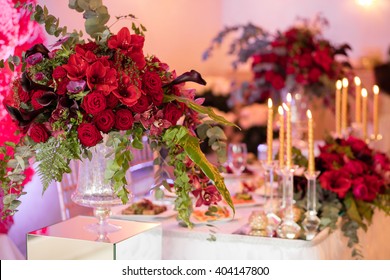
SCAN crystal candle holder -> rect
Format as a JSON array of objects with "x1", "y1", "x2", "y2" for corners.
[
  {"x1": 277, "y1": 165, "x2": 301, "y2": 239},
  {"x1": 301, "y1": 171, "x2": 321, "y2": 240},
  {"x1": 262, "y1": 160, "x2": 281, "y2": 237}
]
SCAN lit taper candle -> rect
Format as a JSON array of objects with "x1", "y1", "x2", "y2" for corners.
[
  {"x1": 283, "y1": 101, "x2": 292, "y2": 168},
  {"x1": 354, "y1": 77, "x2": 361, "y2": 123},
  {"x1": 278, "y1": 105, "x2": 284, "y2": 169},
  {"x1": 335, "y1": 80, "x2": 342, "y2": 135},
  {"x1": 267, "y1": 98, "x2": 273, "y2": 164},
  {"x1": 362, "y1": 88, "x2": 368, "y2": 140},
  {"x1": 341, "y1": 78, "x2": 349, "y2": 131},
  {"x1": 307, "y1": 110, "x2": 315, "y2": 174},
  {"x1": 373, "y1": 85, "x2": 379, "y2": 137}
]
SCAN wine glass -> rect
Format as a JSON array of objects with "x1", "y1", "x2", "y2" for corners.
[{"x1": 227, "y1": 143, "x2": 248, "y2": 176}]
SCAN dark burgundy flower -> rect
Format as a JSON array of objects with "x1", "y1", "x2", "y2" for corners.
[
  {"x1": 142, "y1": 71, "x2": 162, "y2": 93},
  {"x1": 28, "y1": 123, "x2": 50, "y2": 143},
  {"x1": 163, "y1": 70, "x2": 206, "y2": 88},
  {"x1": 115, "y1": 108, "x2": 134, "y2": 130},
  {"x1": 319, "y1": 170, "x2": 352, "y2": 198},
  {"x1": 192, "y1": 185, "x2": 222, "y2": 207},
  {"x1": 308, "y1": 68, "x2": 322, "y2": 82},
  {"x1": 25, "y1": 43, "x2": 50, "y2": 58},
  {"x1": 77, "y1": 123, "x2": 102, "y2": 147},
  {"x1": 31, "y1": 90, "x2": 46, "y2": 109},
  {"x1": 94, "y1": 109, "x2": 115, "y2": 133},
  {"x1": 81, "y1": 92, "x2": 107, "y2": 115},
  {"x1": 317, "y1": 152, "x2": 343, "y2": 171},
  {"x1": 345, "y1": 136, "x2": 372, "y2": 160},
  {"x1": 148, "y1": 88, "x2": 164, "y2": 106}
]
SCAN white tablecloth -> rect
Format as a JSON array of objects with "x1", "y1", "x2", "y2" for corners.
[
  {"x1": 160, "y1": 207, "x2": 390, "y2": 260},
  {"x1": 0, "y1": 234, "x2": 24, "y2": 260}
]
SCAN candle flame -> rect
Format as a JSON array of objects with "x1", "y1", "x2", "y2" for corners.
[
  {"x1": 342, "y1": 78, "x2": 349, "y2": 87},
  {"x1": 336, "y1": 80, "x2": 342, "y2": 90},
  {"x1": 373, "y1": 85, "x2": 379, "y2": 95},
  {"x1": 354, "y1": 76, "x2": 361, "y2": 86},
  {"x1": 286, "y1": 93, "x2": 292, "y2": 103},
  {"x1": 307, "y1": 109, "x2": 312, "y2": 119},
  {"x1": 362, "y1": 88, "x2": 368, "y2": 97},
  {"x1": 282, "y1": 103, "x2": 289, "y2": 111},
  {"x1": 278, "y1": 105, "x2": 284, "y2": 115},
  {"x1": 268, "y1": 98, "x2": 273, "y2": 108}
]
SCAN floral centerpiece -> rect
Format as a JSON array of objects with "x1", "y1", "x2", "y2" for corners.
[
  {"x1": 203, "y1": 15, "x2": 352, "y2": 105},
  {"x1": 301, "y1": 136, "x2": 390, "y2": 257},
  {"x1": 0, "y1": 0, "x2": 235, "y2": 227}
]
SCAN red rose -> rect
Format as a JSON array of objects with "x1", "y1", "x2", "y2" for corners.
[
  {"x1": 352, "y1": 175, "x2": 382, "y2": 202},
  {"x1": 264, "y1": 71, "x2": 275, "y2": 82},
  {"x1": 28, "y1": 123, "x2": 50, "y2": 143},
  {"x1": 106, "y1": 93, "x2": 119, "y2": 109},
  {"x1": 142, "y1": 71, "x2": 162, "y2": 93},
  {"x1": 94, "y1": 109, "x2": 115, "y2": 133},
  {"x1": 31, "y1": 90, "x2": 46, "y2": 110},
  {"x1": 130, "y1": 95, "x2": 150, "y2": 113},
  {"x1": 308, "y1": 68, "x2": 321, "y2": 82},
  {"x1": 148, "y1": 88, "x2": 164, "y2": 106},
  {"x1": 342, "y1": 160, "x2": 367, "y2": 177},
  {"x1": 270, "y1": 74, "x2": 285, "y2": 90},
  {"x1": 345, "y1": 136, "x2": 372, "y2": 159},
  {"x1": 163, "y1": 103, "x2": 183, "y2": 125},
  {"x1": 317, "y1": 152, "x2": 343, "y2": 170},
  {"x1": 295, "y1": 73, "x2": 307, "y2": 85},
  {"x1": 77, "y1": 123, "x2": 102, "y2": 147},
  {"x1": 319, "y1": 170, "x2": 352, "y2": 198},
  {"x1": 115, "y1": 108, "x2": 134, "y2": 130},
  {"x1": 82, "y1": 92, "x2": 107, "y2": 115},
  {"x1": 298, "y1": 53, "x2": 312, "y2": 68}
]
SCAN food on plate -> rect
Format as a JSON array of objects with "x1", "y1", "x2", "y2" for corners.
[
  {"x1": 121, "y1": 199, "x2": 167, "y2": 215},
  {"x1": 192, "y1": 206, "x2": 230, "y2": 222},
  {"x1": 232, "y1": 192, "x2": 254, "y2": 204}
]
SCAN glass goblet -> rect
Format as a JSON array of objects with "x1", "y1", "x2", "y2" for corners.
[{"x1": 227, "y1": 143, "x2": 248, "y2": 176}]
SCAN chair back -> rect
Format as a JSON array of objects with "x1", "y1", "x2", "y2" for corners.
[{"x1": 56, "y1": 160, "x2": 93, "y2": 220}]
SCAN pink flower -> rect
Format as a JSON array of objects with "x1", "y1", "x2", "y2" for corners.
[{"x1": 192, "y1": 185, "x2": 222, "y2": 207}]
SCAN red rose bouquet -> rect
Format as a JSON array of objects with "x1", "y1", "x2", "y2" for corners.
[
  {"x1": 0, "y1": 1, "x2": 235, "y2": 227},
  {"x1": 315, "y1": 136, "x2": 390, "y2": 256},
  {"x1": 204, "y1": 15, "x2": 352, "y2": 105}
]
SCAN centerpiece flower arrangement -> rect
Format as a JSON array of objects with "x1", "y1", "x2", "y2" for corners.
[
  {"x1": 203, "y1": 15, "x2": 352, "y2": 105},
  {"x1": 294, "y1": 136, "x2": 390, "y2": 257},
  {"x1": 0, "y1": 0, "x2": 235, "y2": 227}
]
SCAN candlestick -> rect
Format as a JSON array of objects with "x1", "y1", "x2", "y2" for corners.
[
  {"x1": 354, "y1": 77, "x2": 361, "y2": 124},
  {"x1": 267, "y1": 98, "x2": 273, "y2": 164},
  {"x1": 341, "y1": 78, "x2": 349, "y2": 132},
  {"x1": 285, "y1": 93, "x2": 292, "y2": 167},
  {"x1": 278, "y1": 106, "x2": 284, "y2": 169},
  {"x1": 277, "y1": 166, "x2": 301, "y2": 239},
  {"x1": 263, "y1": 161, "x2": 281, "y2": 237},
  {"x1": 373, "y1": 85, "x2": 379, "y2": 137},
  {"x1": 362, "y1": 88, "x2": 368, "y2": 140},
  {"x1": 307, "y1": 110, "x2": 315, "y2": 174},
  {"x1": 335, "y1": 80, "x2": 342, "y2": 136},
  {"x1": 302, "y1": 171, "x2": 321, "y2": 240}
]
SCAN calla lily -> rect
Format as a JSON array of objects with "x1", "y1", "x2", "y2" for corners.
[
  {"x1": 25, "y1": 43, "x2": 50, "y2": 58},
  {"x1": 163, "y1": 70, "x2": 206, "y2": 88}
]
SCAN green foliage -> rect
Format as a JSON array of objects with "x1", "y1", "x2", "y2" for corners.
[
  {"x1": 34, "y1": 132, "x2": 81, "y2": 191},
  {"x1": 197, "y1": 121, "x2": 227, "y2": 166}
]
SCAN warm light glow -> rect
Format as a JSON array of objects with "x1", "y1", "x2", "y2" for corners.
[
  {"x1": 268, "y1": 98, "x2": 273, "y2": 108},
  {"x1": 373, "y1": 85, "x2": 379, "y2": 95},
  {"x1": 307, "y1": 109, "x2": 312, "y2": 119},
  {"x1": 282, "y1": 103, "x2": 289, "y2": 111},
  {"x1": 362, "y1": 88, "x2": 368, "y2": 97},
  {"x1": 357, "y1": 0, "x2": 374, "y2": 7},
  {"x1": 286, "y1": 93, "x2": 292, "y2": 103},
  {"x1": 342, "y1": 78, "x2": 349, "y2": 88},
  {"x1": 336, "y1": 80, "x2": 342, "y2": 90},
  {"x1": 278, "y1": 105, "x2": 284, "y2": 115},
  {"x1": 354, "y1": 76, "x2": 361, "y2": 86}
]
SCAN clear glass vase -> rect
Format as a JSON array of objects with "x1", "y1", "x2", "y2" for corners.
[{"x1": 71, "y1": 142, "x2": 131, "y2": 235}]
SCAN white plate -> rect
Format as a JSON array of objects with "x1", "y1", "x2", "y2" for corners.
[
  {"x1": 223, "y1": 196, "x2": 265, "y2": 208},
  {"x1": 111, "y1": 205, "x2": 176, "y2": 221}
]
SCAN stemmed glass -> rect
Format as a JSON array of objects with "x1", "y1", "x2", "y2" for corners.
[{"x1": 227, "y1": 143, "x2": 248, "y2": 176}]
